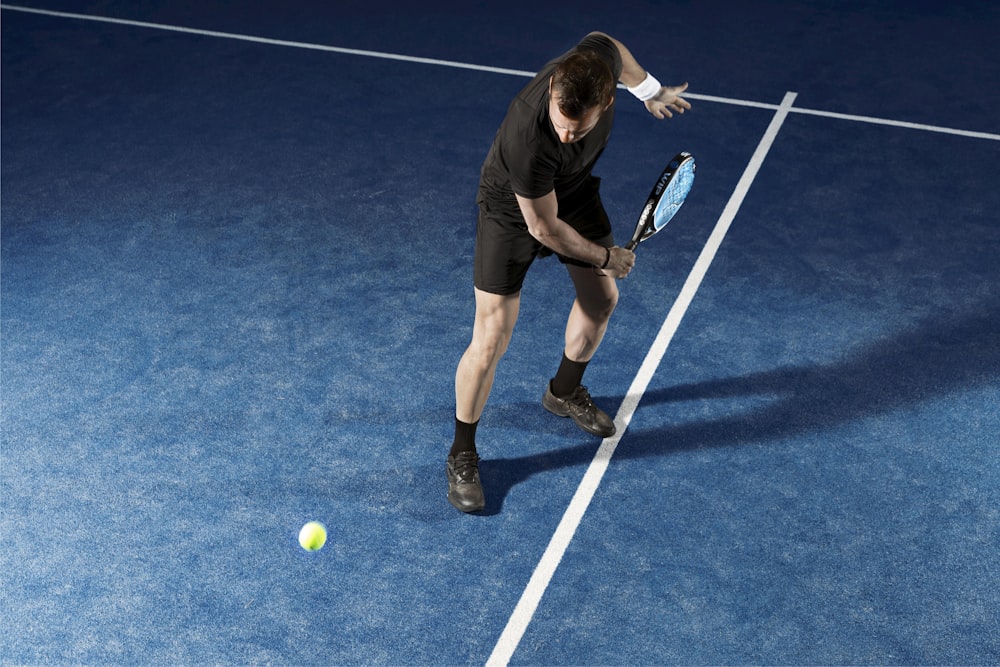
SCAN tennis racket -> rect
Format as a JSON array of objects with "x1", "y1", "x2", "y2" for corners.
[{"x1": 625, "y1": 152, "x2": 695, "y2": 251}]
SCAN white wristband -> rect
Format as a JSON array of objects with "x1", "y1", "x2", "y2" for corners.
[{"x1": 627, "y1": 73, "x2": 661, "y2": 101}]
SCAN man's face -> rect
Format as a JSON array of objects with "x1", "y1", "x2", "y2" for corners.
[{"x1": 548, "y1": 83, "x2": 611, "y2": 144}]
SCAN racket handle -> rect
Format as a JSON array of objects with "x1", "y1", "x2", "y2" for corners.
[{"x1": 624, "y1": 240, "x2": 638, "y2": 252}]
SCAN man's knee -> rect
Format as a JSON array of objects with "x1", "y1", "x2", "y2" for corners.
[
  {"x1": 469, "y1": 326, "x2": 512, "y2": 366},
  {"x1": 471, "y1": 290, "x2": 520, "y2": 364},
  {"x1": 579, "y1": 282, "x2": 619, "y2": 322}
]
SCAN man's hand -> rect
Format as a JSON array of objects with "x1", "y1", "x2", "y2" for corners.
[
  {"x1": 644, "y1": 82, "x2": 691, "y2": 119},
  {"x1": 598, "y1": 246, "x2": 636, "y2": 279}
]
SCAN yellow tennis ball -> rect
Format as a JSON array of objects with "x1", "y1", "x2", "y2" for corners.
[{"x1": 298, "y1": 521, "x2": 327, "y2": 552}]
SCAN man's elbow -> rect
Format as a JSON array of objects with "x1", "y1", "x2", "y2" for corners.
[{"x1": 524, "y1": 217, "x2": 558, "y2": 246}]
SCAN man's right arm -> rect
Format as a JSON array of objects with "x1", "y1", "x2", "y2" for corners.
[
  {"x1": 589, "y1": 31, "x2": 691, "y2": 120},
  {"x1": 515, "y1": 190, "x2": 635, "y2": 278}
]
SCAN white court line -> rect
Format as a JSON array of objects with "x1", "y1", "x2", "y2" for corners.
[
  {"x1": 3, "y1": 2, "x2": 999, "y2": 140},
  {"x1": 0, "y1": 3, "x2": 536, "y2": 78},
  {"x1": 790, "y1": 106, "x2": 1000, "y2": 141},
  {"x1": 484, "y1": 91, "x2": 799, "y2": 667}
]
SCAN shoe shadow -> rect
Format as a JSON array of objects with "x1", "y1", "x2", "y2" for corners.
[
  {"x1": 479, "y1": 441, "x2": 603, "y2": 516},
  {"x1": 472, "y1": 302, "x2": 1000, "y2": 514}
]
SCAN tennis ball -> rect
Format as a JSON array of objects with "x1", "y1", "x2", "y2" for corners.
[{"x1": 298, "y1": 521, "x2": 327, "y2": 552}]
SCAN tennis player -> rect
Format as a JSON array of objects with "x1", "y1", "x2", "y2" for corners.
[{"x1": 448, "y1": 32, "x2": 690, "y2": 512}]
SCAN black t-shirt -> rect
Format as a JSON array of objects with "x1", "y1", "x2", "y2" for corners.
[{"x1": 477, "y1": 34, "x2": 623, "y2": 222}]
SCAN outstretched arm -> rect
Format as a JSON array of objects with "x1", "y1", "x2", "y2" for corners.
[{"x1": 590, "y1": 31, "x2": 692, "y2": 120}]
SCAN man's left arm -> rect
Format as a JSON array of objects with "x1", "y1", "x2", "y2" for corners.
[{"x1": 589, "y1": 31, "x2": 692, "y2": 120}]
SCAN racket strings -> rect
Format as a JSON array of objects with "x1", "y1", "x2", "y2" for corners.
[{"x1": 653, "y1": 166, "x2": 694, "y2": 231}]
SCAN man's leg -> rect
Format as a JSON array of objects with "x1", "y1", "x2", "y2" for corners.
[
  {"x1": 448, "y1": 287, "x2": 520, "y2": 512},
  {"x1": 542, "y1": 263, "x2": 618, "y2": 437},
  {"x1": 563, "y1": 263, "x2": 619, "y2": 364},
  {"x1": 456, "y1": 288, "x2": 521, "y2": 424}
]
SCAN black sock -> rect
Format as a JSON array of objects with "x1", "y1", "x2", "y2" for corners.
[
  {"x1": 550, "y1": 353, "x2": 589, "y2": 398},
  {"x1": 449, "y1": 418, "x2": 479, "y2": 458}
]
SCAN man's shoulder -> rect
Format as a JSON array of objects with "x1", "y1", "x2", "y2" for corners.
[
  {"x1": 512, "y1": 64, "x2": 554, "y2": 114},
  {"x1": 500, "y1": 76, "x2": 553, "y2": 151},
  {"x1": 573, "y1": 32, "x2": 623, "y2": 78}
]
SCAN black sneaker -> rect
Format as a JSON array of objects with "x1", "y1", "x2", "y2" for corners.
[
  {"x1": 446, "y1": 452, "x2": 485, "y2": 513},
  {"x1": 542, "y1": 384, "x2": 616, "y2": 438}
]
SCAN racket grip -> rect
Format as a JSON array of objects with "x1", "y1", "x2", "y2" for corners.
[{"x1": 624, "y1": 240, "x2": 638, "y2": 252}]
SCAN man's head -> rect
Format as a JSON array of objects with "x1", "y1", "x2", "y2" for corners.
[{"x1": 548, "y1": 51, "x2": 615, "y2": 144}]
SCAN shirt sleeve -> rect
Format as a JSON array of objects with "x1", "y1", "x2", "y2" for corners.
[
  {"x1": 504, "y1": 99, "x2": 559, "y2": 200},
  {"x1": 506, "y1": 141, "x2": 558, "y2": 200}
]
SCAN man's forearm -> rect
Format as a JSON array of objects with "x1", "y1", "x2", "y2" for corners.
[{"x1": 517, "y1": 191, "x2": 607, "y2": 266}]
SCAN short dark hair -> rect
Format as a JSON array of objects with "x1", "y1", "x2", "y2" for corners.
[{"x1": 551, "y1": 51, "x2": 615, "y2": 119}]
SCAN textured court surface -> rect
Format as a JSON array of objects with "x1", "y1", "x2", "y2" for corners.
[{"x1": 2, "y1": 1, "x2": 998, "y2": 664}]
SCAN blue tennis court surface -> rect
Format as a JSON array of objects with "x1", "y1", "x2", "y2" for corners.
[{"x1": 3, "y1": 2, "x2": 998, "y2": 664}]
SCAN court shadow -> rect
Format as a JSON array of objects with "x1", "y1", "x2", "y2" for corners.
[{"x1": 476, "y1": 301, "x2": 1000, "y2": 513}]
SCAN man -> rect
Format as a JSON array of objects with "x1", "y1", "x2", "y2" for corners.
[{"x1": 448, "y1": 32, "x2": 690, "y2": 513}]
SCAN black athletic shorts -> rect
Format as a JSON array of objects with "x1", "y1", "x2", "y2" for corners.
[{"x1": 473, "y1": 179, "x2": 614, "y2": 296}]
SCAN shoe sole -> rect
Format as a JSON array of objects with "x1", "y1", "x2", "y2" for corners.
[{"x1": 448, "y1": 493, "x2": 485, "y2": 513}]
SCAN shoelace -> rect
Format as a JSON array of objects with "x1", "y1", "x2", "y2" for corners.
[
  {"x1": 451, "y1": 452, "x2": 480, "y2": 482},
  {"x1": 566, "y1": 385, "x2": 595, "y2": 409}
]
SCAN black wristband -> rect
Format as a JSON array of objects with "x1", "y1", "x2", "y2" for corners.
[{"x1": 600, "y1": 246, "x2": 611, "y2": 269}]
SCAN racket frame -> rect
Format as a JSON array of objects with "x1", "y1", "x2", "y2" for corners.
[{"x1": 625, "y1": 151, "x2": 695, "y2": 251}]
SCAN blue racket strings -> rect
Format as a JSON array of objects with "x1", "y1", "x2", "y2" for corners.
[{"x1": 653, "y1": 160, "x2": 695, "y2": 231}]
